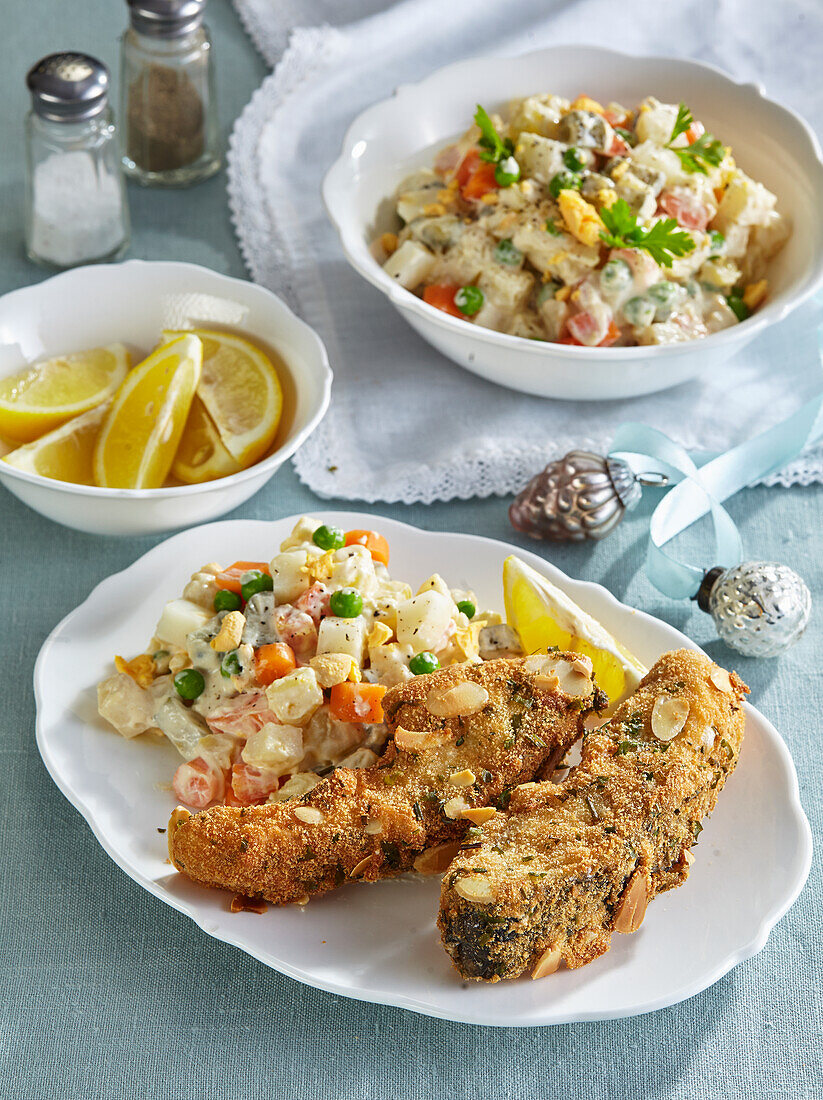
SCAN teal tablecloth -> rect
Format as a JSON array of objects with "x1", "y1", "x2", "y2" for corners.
[{"x1": 1, "y1": 3, "x2": 820, "y2": 1096}]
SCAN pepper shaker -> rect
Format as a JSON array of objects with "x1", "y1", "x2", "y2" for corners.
[
  {"x1": 121, "y1": 0, "x2": 220, "y2": 186},
  {"x1": 24, "y1": 53, "x2": 130, "y2": 268}
]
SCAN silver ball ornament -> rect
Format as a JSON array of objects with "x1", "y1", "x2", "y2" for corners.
[
  {"x1": 697, "y1": 561, "x2": 812, "y2": 658},
  {"x1": 510, "y1": 450, "x2": 643, "y2": 541}
]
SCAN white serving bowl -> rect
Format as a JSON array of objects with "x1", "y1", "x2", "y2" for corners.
[
  {"x1": 0, "y1": 260, "x2": 331, "y2": 535},
  {"x1": 323, "y1": 45, "x2": 823, "y2": 400}
]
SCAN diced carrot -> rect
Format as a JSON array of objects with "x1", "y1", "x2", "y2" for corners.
[
  {"x1": 423, "y1": 285, "x2": 462, "y2": 319},
  {"x1": 462, "y1": 160, "x2": 499, "y2": 201},
  {"x1": 329, "y1": 682, "x2": 386, "y2": 724},
  {"x1": 561, "y1": 317, "x2": 621, "y2": 347},
  {"x1": 254, "y1": 642, "x2": 297, "y2": 685},
  {"x1": 214, "y1": 560, "x2": 271, "y2": 594},
  {"x1": 344, "y1": 529, "x2": 390, "y2": 566},
  {"x1": 230, "y1": 762, "x2": 279, "y2": 805},
  {"x1": 456, "y1": 148, "x2": 480, "y2": 188},
  {"x1": 686, "y1": 121, "x2": 705, "y2": 144}
]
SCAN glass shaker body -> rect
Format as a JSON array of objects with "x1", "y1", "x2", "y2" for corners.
[
  {"x1": 25, "y1": 109, "x2": 130, "y2": 268},
  {"x1": 121, "y1": 23, "x2": 220, "y2": 186}
]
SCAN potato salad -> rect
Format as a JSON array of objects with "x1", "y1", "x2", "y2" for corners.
[
  {"x1": 375, "y1": 94, "x2": 789, "y2": 346},
  {"x1": 97, "y1": 517, "x2": 523, "y2": 809}
]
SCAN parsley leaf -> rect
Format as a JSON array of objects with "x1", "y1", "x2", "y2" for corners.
[
  {"x1": 474, "y1": 104, "x2": 513, "y2": 164},
  {"x1": 672, "y1": 132, "x2": 725, "y2": 175},
  {"x1": 668, "y1": 102, "x2": 694, "y2": 145},
  {"x1": 599, "y1": 198, "x2": 695, "y2": 267},
  {"x1": 665, "y1": 102, "x2": 725, "y2": 175}
]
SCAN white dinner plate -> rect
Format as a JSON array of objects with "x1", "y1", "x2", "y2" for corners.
[{"x1": 34, "y1": 514, "x2": 812, "y2": 1026}]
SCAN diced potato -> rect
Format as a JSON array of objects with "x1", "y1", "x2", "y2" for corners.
[
  {"x1": 382, "y1": 240, "x2": 437, "y2": 290},
  {"x1": 269, "y1": 550, "x2": 310, "y2": 603},
  {"x1": 154, "y1": 695, "x2": 210, "y2": 759},
  {"x1": 97, "y1": 672, "x2": 158, "y2": 739},
  {"x1": 197, "y1": 733, "x2": 236, "y2": 771},
  {"x1": 181, "y1": 565, "x2": 221, "y2": 609},
  {"x1": 279, "y1": 515, "x2": 322, "y2": 551},
  {"x1": 316, "y1": 616, "x2": 368, "y2": 663},
  {"x1": 265, "y1": 667, "x2": 324, "y2": 726},
  {"x1": 396, "y1": 590, "x2": 453, "y2": 653},
  {"x1": 269, "y1": 772, "x2": 322, "y2": 801},
  {"x1": 698, "y1": 257, "x2": 741, "y2": 290},
  {"x1": 155, "y1": 598, "x2": 213, "y2": 650},
  {"x1": 432, "y1": 225, "x2": 495, "y2": 286},
  {"x1": 635, "y1": 97, "x2": 680, "y2": 145},
  {"x1": 512, "y1": 220, "x2": 600, "y2": 284},
  {"x1": 417, "y1": 573, "x2": 452, "y2": 599},
  {"x1": 713, "y1": 171, "x2": 776, "y2": 231},
  {"x1": 242, "y1": 722, "x2": 304, "y2": 775},
  {"x1": 337, "y1": 748, "x2": 380, "y2": 770},
  {"x1": 478, "y1": 264, "x2": 534, "y2": 313},
  {"x1": 629, "y1": 141, "x2": 688, "y2": 188},
  {"x1": 331, "y1": 545, "x2": 376, "y2": 594},
  {"x1": 368, "y1": 642, "x2": 414, "y2": 686}
]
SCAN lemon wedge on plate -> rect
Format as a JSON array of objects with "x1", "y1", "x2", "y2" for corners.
[
  {"x1": 94, "y1": 334, "x2": 202, "y2": 489},
  {"x1": 3, "y1": 402, "x2": 110, "y2": 484},
  {"x1": 172, "y1": 395, "x2": 242, "y2": 484},
  {"x1": 0, "y1": 344, "x2": 129, "y2": 443},
  {"x1": 503, "y1": 555, "x2": 646, "y2": 707},
  {"x1": 163, "y1": 329, "x2": 283, "y2": 468}
]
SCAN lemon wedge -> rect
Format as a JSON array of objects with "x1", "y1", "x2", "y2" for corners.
[
  {"x1": 163, "y1": 329, "x2": 282, "y2": 468},
  {"x1": 172, "y1": 395, "x2": 242, "y2": 484},
  {"x1": 2, "y1": 402, "x2": 110, "y2": 484},
  {"x1": 93, "y1": 334, "x2": 202, "y2": 489},
  {"x1": 503, "y1": 555, "x2": 646, "y2": 708},
  {"x1": 0, "y1": 344, "x2": 129, "y2": 443}
]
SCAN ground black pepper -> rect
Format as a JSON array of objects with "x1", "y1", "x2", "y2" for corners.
[{"x1": 126, "y1": 62, "x2": 204, "y2": 172}]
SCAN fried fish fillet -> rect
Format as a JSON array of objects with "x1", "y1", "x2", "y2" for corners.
[
  {"x1": 438, "y1": 649, "x2": 748, "y2": 981},
  {"x1": 168, "y1": 654, "x2": 606, "y2": 905}
]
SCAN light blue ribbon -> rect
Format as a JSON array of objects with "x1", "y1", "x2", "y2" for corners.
[{"x1": 609, "y1": 330, "x2": 823, "y2": 600}]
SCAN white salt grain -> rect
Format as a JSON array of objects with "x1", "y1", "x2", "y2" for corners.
[{"x1": 30, "y1": 150, "x2": 126, "y2": 266}]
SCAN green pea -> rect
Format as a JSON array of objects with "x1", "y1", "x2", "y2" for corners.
[
  {"x1": 494, "y1": 155, "x2": 520, "y2": 187},
  {"x1": 536, "y1": 281, "x2": 561, "y2": 307},
  {"x1": 647, "y1": 281, "x2": 684, "y2": 320},
  {"x1": 563, "y1": 147, "x2": 585, "y2": 172},
  {"x1": 549, "y1": 171, "x2": 582, "y2": 199},
  {"x1": 622, "y1": 296, "x2": 656, "y2": 328},
  {"x1": 409, "y1": 652, "x2": 440, "y2": 676},
  {"x1": 313, "y1": 524, "x2": 345, "y2": 551},
  {"x1": 455, "y1": 285, "x2": 484, "y2": 316},
  {"x1": 240, "y1": 569, "x2": 274, "y2": 602},
  {"x1": 221, "y1": 651, "x2": 243, "y2": 679},
  {"x1": 493, "y1": 238, "x2": 523, "y2": 267},
  {"x1": 329, "y1": 587, "x2": 363, "y2": 618},
  {"x1": 174, "y1": 668, "x2": 205, "y2": 700},
  {"x1": 708, "y1": 230, "x2": 725, "y2": 257},
  {"x1": 456, "y1": 600, "x2": 476, "y2": 619},
  {"x1": 600, "y1": 258, "x2": 633, "y2": 293},
  {"x1": 544, "y1": 220, "x2": 563, "y2": 236},
  {"x1": 214, "y1": 589, "x2": 242, "y2": 613},
  {"x1": 727, "y1": 293, "x2": 749, "y2": 322}
]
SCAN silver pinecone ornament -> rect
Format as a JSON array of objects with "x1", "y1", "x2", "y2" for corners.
[
  {"x1": 697, "y1": 561, "x2": 812, "y2": 658},
  {"x1": 510, "y1": 450, "x2": 642, "y2": 542}
]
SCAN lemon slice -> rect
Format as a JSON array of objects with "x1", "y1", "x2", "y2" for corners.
[
  {"x1": 163, "y1": 329, "x2": 282, "y2": 467},
  {"x1": 172, "y1": 395, "x2": 242, "y2": 484},
  {"x1": 2, "y1": 402, "x2": 110, "y2": 484},
  {"x1": 93, "y1": 334, "x2": 202, "y2": 489},
  {"x1": 503, "y1": 555, "x2": 647, "y2": 708},
  {"x1": 0, "y1": 344, "x2": 129, "y2": 443}
]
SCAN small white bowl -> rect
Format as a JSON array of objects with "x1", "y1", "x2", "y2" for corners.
[
  {"x1": 323, "y1": 45, "x2": 823, "y2": 400},
  {"x1": 0, "y1": 260, "x2": 332, "y2": 535}
]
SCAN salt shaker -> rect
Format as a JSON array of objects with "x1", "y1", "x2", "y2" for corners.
[
  {"x1": 25, "y1": 53, "x2": 130, "y2": 268},
  {"x1": 121, "y1": 0, "x2": 220, "y2": 186}
]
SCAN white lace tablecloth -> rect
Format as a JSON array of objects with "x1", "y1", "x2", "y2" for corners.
[{"x1": 229, "y1": 0, "x2": 823, "y2": 503}]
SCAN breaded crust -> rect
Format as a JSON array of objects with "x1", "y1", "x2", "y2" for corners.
[
  {"x1": 438, "y1": 649, "x2": 748, "y2": 981},
  {"x1": 169, "y1": 655, "x2": 606, "y2": 905}
]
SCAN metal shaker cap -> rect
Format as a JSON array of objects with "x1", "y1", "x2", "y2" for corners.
[
  {"x1": 127, "y1": 0, "x2": 207, "y2": 37},
  {"x1": 26, "y1": 53, "x2": 110, "y2": 122}
]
